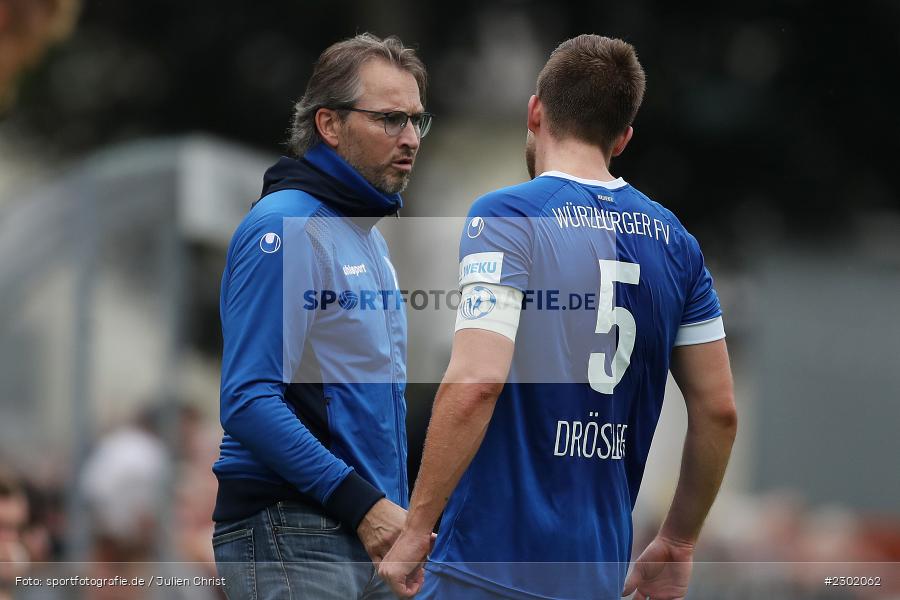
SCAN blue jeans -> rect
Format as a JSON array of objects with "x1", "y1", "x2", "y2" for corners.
[{"x1": 213, "y1": 500, "x2": 396, "y2": 600}]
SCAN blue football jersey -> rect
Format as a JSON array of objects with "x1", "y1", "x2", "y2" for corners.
[{"x1": 425, "y1": 171, "x2": 723, "y2": 599}]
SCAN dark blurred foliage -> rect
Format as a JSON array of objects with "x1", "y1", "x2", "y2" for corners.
[{"x1": 7, "y1": 0, "x2": 900, "y2": 236}]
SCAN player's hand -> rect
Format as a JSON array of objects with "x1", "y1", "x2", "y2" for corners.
[
  {"x1": 622, "y1": 535, "x2": 694, "y2": 600},
  {"x1": 378, "y1": 528, "x2": 435, "y2": 599},
  {"x1": 356, "y1": 498, "x2": 407, "y2": 565}
]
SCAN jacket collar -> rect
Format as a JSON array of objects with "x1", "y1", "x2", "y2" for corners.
[{"x1": 258, "y1": 143, "x2": 403, "y2": 227}]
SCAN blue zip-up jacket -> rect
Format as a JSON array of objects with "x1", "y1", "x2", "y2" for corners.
[{"x1": 213, "y1": 143, "x2": 408, "y2": 529}]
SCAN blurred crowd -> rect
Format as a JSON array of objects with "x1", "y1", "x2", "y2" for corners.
[{"x1": 0, "y1": 403, "x2": 223, "y2": 599}]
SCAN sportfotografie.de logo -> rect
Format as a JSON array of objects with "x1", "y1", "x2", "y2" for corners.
[{"x1": 300, "y1": 288, "x2": 610, "y2": 312}]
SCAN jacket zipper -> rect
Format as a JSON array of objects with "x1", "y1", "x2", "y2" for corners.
[{"x1": 364, "y1": 233, "x2": 406, "y2": 501}]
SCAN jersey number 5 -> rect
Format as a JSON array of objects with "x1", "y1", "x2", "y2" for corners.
[{"x1": 588, "y1": 259, "x2": 641, "y2": 394}]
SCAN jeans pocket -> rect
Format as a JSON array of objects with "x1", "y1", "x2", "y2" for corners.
[
  {"x1": 213, "y1": 528, "x2": 256, "y2": 600},
  {"x1": 272, "y1": 501, "x2": 361, "y2": 568},
  {"x1": 276, "y1": 501, "x2": 342, "y2": 533}
]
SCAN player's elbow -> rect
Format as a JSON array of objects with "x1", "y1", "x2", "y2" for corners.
[
  {"x1": 219, "y1": 383, "x2": 273, "y2": 439},
  {"x1": 453, "y1": 379, "x2": 504, "y2": 420},
  {"x1": 469, "y1": 378, "x2": 506, "y2": 403},
  {"x1": 220, "y1": 401, "x2": 248, "y2": 438},
  {"x1": 711, "y1": 396, "x2": 738, "y2": 438},
  {"x1": 690, "y1": 392, "x2": 737, "y2": 438},
  {"x1": 453, "y1": 376, "x2": 505, "y2": 401},
  {"x1": 438, "y1": 370, "x2": 505, "y2": 416},
  {"x1": 443, "y1": 360, "x2": 508, "y2": 394}
]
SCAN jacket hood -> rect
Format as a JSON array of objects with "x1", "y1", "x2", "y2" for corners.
[{"x1": 258, "y1": 143, "x2": 403, "y2": 219}]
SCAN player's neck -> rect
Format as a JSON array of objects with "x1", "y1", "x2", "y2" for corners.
[{"x1": 538, "y1": 137, "x2": 615, "y2": 182}]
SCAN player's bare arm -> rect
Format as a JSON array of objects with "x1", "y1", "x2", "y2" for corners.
[
  {"x1": 623, "y1": 339, "x2": 737, "y2": 600},
  {"x1": 378, "y1": 328, "x2": 514, "y2": 598}
]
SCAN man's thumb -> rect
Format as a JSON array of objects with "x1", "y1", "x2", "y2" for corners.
[{"x1": 621, "y1": 568, "x2": 639, "y2": 597}]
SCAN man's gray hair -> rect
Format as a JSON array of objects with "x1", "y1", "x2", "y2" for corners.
[{"x1": 288, "y1": 33, "x2": 427, "y2": 157}]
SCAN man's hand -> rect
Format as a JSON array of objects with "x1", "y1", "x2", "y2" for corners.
[
  {"x1": 378, "y1": 528, "x2": 434, "y2": 599},
  {"x1": 356, "y1": 498, "x2": 407, "y2": 565},
  {"x1": 622, "y1": 535, "x2": 694, "y2": 600}
]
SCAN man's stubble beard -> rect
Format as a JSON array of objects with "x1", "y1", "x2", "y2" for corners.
[
  {"x1": 341, "y1": 138, "x2": 411, "y2": 195},
  {"x1": 352, "y1": 156, "x2": 410, "y2": 195}
]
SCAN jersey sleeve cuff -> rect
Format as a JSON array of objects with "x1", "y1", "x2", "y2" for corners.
[
  {"x1": 322, "y1": 470, "x2": 385, "y2": 530},
  {"x1": 674, "y1": 316, "x2": 726, "y2": 346}
]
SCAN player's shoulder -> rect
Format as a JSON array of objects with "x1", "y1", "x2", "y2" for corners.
[{"x1": 469, "y1": 177, "x2": 569, "y2": 218}]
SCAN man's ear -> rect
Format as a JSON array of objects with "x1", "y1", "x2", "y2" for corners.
[
  {"x1": 314, "y1": 108, "x2": 342, "y2": 149},
  {"x1": 610, "y1": 126, "x2": 633, "y2": 157},
  {"x1": 526, "y1": 95, "x2": 542, "y2": 134}
]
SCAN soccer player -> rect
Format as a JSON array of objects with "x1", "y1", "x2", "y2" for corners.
[
  {"x1": 380, "y1": 35, "x2": 737, "y2": 599},
  {"x1": 213, "y1": 34, "x2": 432, "y2": 599}
]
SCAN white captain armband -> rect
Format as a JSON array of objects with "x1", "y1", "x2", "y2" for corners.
[
  {"x1": 454, "y1": 283, "x2": 523, "y2": 342},
  {"x1": 673, "y1": 316, "x2": 726, "y2": 346}
]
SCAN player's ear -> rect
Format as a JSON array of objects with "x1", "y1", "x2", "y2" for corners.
[
  {"x1": 610, "y1": 126, "x2": 633, "y2": 157},
  {"x1": 526, "y1": 95, "x2": 541, "y2": 134},
  {"x1": 315, "y1": 107, "x2": 342, "y2": 149}
]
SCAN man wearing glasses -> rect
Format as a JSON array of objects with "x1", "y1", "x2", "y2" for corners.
[{"x1": 212, "y1": 33, "x2": 432, "y2": 599}]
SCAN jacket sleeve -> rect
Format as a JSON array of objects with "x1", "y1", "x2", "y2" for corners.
[{"x1": 219, "y1": 211, "x2": 384, "y2": 528}]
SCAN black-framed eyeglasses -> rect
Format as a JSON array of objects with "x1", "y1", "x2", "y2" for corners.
[{"x1": 339, "y1": 107, "x2": 433, "y2": 139}]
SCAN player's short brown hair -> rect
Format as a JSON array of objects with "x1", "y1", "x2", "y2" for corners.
[
  {"x1": 536, "y1": 35, "x2": 646, "y2": 154},
  {"x1": 289, "y1": 33, "x2": 427, "y2": 157}
]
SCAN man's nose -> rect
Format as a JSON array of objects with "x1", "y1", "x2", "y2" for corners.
[{"x1": 397, "y1": 120, "x2": 421, "y2": 151}]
